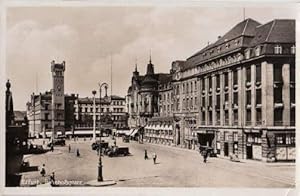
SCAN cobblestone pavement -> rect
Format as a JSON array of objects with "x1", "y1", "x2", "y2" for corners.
[{"x1": 19, "y1": 137, "x2": 295, "y2": 187}]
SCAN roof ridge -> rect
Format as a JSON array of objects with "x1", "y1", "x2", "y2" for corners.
[
  {"x1": 266, "y1": 20, "x2": 276, "y2": 42},
  {"x1": 242, "y1": 18, "x2": 250, "y2": 35}
]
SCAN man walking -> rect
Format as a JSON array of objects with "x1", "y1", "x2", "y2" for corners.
[
  {"x1": 152, "y1": 152, "x2": 157, "y2": 164},
  {"x1": 68, "y1": 144, "x2": 71, "y2": 153},
  {"x1": 40, "y1": 164, "x2": 46, "y2": 177},
  {"x1": 144, "y1": 149, "x2": 148, "y2": 160},
  {"x1": 202, "y1": 149, "x2": 208, "y2": 163}
]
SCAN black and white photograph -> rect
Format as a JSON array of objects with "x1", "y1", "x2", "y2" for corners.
[{"x1": 1, "y1": 0, "x2": 298, "y2": 195}]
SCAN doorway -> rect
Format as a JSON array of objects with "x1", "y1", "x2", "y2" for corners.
[
  {"x1": 246, "y1": 144, "x2": 253, "y2": 159},
  {"x1": 224, "y1": 142, "x2": 229, "y2": 156}
]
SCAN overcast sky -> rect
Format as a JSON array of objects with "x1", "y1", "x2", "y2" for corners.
[{"x1": 6, "y1": 5, "x2": 296, "y2": 110}]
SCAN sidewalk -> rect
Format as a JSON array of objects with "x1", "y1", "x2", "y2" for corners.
[{"x1": 140, "y1": 140, "x2": 295, "y2": 167}]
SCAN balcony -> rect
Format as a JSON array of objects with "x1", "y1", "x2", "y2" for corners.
[
  {"x1": 245, "y1": 121, "x2": 252, "y2": 126},
  {"x1": 256, "y1": 120, "x2": 262, "y2": 126},
  {"x1": 201, "y1": 121, "x2": 206, "y2": 125}
]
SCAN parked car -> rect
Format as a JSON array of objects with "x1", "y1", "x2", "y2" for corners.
[
  {"x1": 91, "y1": 140, "x2": 109, "y2": 151},
  {"x1": 122, "y1": 135, "x2": 130, "y2": 143},
  {"x1": 47, "y1": 138, "x2": 66, "y2": 147},
  {"x1": 105, "y1": 146, "x2": 130, "y2": 157}
]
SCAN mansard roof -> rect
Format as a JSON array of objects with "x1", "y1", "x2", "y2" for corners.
[{"x1": 249, "y1": 19, "x2": 295, "y2": 47}]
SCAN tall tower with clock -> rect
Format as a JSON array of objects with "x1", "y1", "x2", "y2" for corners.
[{"x1": 51, "y1": 60, "x2": 65, "y2": 139}]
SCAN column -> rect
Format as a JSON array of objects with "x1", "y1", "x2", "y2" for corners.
[
  {"x1": 282, "y1": 63, "x2": 290, "y2": 126},
  {"x1": 212, "y1": 74, "x2": 216, "y2": 125},
  {"x1": 251, "y1": 64, "x2": 256, "y2": 126},
  {"x1": 205, "y1": 76, "x2": 209, "y2": 124},
  {"x1": 220, "y1": 73, "x2": 224, "y2": 126},
  {"x1": 238, "y1": 67, "x2": 244, "y2": 126},
  {"x1": 261, "y1": 62, "x2": 274, "y2": 126},
  {"x1": 228, "y1": 70, "x2": 233, "y2": 126}
]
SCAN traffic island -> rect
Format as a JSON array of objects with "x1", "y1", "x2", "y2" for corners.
[{"x1": 86, "y1": 180, "x2": 116, "y2": 187}]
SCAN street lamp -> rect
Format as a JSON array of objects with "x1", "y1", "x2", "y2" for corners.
[
  {"x1": 92, "y1": 90, "x2": 97, "y2": 142},
  {"x1": 97, "y1": 82, "x2": 108, "y2": 182}
]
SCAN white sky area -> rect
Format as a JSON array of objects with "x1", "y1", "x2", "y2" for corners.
[{"x1": 6, "y1": 6, "x2": 296, "y2": 110}]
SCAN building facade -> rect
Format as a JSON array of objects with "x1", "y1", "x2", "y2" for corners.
[
  {"x1": 127, "y1": 18, "x2": 296, "y2": 162},
  {"x1": 74, "y1": 95, "x2": 128, "y2": 130}
]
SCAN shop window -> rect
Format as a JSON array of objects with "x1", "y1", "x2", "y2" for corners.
[
  {"x1": 276, "y1": 135, "x2": 284, "y2": 144},
  {"x1": 224, "y1": 132, "x2": 229, "y2": 141},
  {"x1": 233, "y1": 132, "x2": 238, "y2": 142}
]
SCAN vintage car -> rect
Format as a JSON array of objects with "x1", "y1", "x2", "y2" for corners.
[
  {"x1": 105, "y1": 146, "x2": 130, "y2": 157},
  {"x1": 47, "y1": 138, "x2": 66, "y2": 147},
  {"x1": 122, "y1": 135, "x2": 130, "y2": 143},
  {"x1": 199, "y1": 146, "x2": 216, "y2": 157},
  {"x1": 91, "y1": 140, "x2": 109, "y2": 151}
]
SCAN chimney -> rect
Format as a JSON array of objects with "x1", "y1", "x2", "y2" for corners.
[{"x1": 217, "y1": 36, "x2": 222, "y2": 40}]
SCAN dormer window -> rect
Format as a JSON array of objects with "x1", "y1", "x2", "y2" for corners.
[
  {"x1": 291, "y1": 45, "x2": 296, "y2": 54},
  {"x1": 255, "y1": 46, "x2": 261, "y2": 56},
  {"x1": 245, "y1": 49, "x2": 251, "y2": 59},
  {"x1": 234, "y1": 39, "x2": 240, "y2": 46},
  {"x1": 274, "y1": 45, "x2": 282, "y2": 54},
  {"x1": 217, "y1": 47, "x2": 221, "y2": 53},
  {"x1": 225, "y1": 43, "x2": 230, "y2": 49}
]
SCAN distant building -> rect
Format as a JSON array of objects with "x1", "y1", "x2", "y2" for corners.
[
  {"x1": 74, "y1": 94, "x2": 128, "y2": 131},
  {"x1": 26, "y1": 92, "x2": 76, "y2": 138}
]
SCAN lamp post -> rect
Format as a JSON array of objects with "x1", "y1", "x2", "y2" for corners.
[
  {"x1": 97, "y1": 82, "x2": 108, "y2": 182},
  {"x1": 92, "y1": 90, "x2": 97, "y2": 142}
]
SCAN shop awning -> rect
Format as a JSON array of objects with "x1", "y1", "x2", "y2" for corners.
[{"x1": 130, "y1": 128, "x2": 139, "y2": 136}]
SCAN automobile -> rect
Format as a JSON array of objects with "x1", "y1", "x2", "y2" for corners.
[
  {"x1": 199, "y1": 146, "x2": 216, "y2": 157},
  {"x1": 91, "y1": 140, "x2": 109, "y2": 151},
  {"x1": 105, "y1": 146, "x2": 130, "y2": 157},
  {"x1": 47, "y1": 138, "x2": 66, "y2": 147},
  {"x1": 122, "y1": 135, "x2": 130, "y2": 143}
]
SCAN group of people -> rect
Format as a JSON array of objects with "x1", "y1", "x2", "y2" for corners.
[
  {"x1": 68, "y1": 144, "x2": 80, "y2": 157},
  {"x1": 40, "y1": 164, "x2": 56, "y2": 186},
  {"x1": 144, "y1": 149, "x2": 157, "y2": 164}
]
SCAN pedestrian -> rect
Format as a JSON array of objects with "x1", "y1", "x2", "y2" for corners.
[
  {"x1": 152, "y1": 152, "x2": 157, "y2": 164},
  {"x1": 76, "y1": 148, "x2": 80, "y2": 157},
  {"x1": 68, "y1": 144, "x2": 71, "y2": 153},
  {"x1": 50, "y1": 143, "x2": 54, "y2": 152},
  {"x1": 144, "y1": 149, "x2": 148, "y2": 160},
  {"x1": 40, "y1": 164, "x2": 46, "y2": 177},
  {"x1": 202, "y1": 149, "x2": 208, "y2": 163},
  {"x1": 50, "y1": 172, "x2": 55, "y2": 186}
]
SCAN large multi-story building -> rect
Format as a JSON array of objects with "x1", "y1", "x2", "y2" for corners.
[
  {"x1": 127, "y1": 18, "x2": 296, "y2": 162},
  {"x1": 26, "y1": 91, "x2": 76, "y2": 138}
]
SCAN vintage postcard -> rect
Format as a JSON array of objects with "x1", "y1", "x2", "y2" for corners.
[{"x1": 1, "y1": 0, "x2": 298, "y2": 195}]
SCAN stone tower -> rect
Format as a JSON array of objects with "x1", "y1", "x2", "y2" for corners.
[{"x1": 51, "y1": 60, "x2": 65, "y2": 139}]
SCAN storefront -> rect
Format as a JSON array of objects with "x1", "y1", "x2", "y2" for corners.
[
  {"x1": 244, "y1": 129, "x2": 262, "y2": 160},
  {"x1": 271, "y1": 131, "x2": 296, "y2": 161}
]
